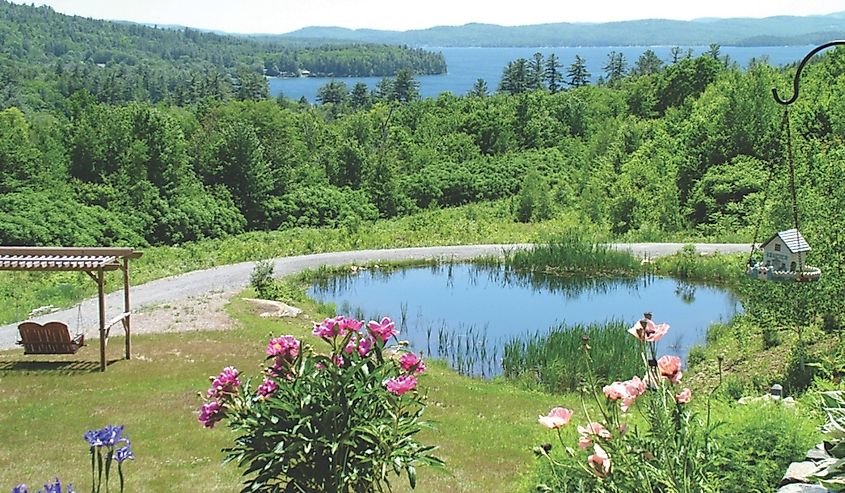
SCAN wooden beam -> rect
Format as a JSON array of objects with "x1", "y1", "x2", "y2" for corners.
[
  {"x1": 0, "y1": 247, "x2": 143, "y2": 259},
  {"x1": 98, "y1": 269, "x2": 106, "y2": 372},
  {"x1": 123, "y1": 257, "x2": 131, "y2": 361}
]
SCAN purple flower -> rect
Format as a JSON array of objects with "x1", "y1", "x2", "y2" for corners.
[
  {"x1": 114, "y1": 438, "x2": 134, "y2": 464},
  {"x1": 83, "y1": 429, "x2": 103, "y2": 447},
  {"x1": 36, "y1": 479, "x2": 75, "y2": 493},
  {"x1": 206, "y1": 367, "x2": 241, "y2": 398},
  {"x1": 12, "y1": 484, "x2": 28, "y2": 493},
  {"x1": 96, "y1": 425, "x2": 124, "y2": 447},
  {"x1": 256, "y1": 378, "x2": 278, "y2": 398}
]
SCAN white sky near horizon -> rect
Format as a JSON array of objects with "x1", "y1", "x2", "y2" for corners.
[{"x1": 11, "y1": 0, "x2": 845, "y2": 34}]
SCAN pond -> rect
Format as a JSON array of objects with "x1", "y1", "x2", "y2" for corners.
[{"x1": 308, "y1": 263, "x2": 741, "y2": 376}]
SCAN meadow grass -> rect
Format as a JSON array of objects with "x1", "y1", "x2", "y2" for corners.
[{"x1": 0, "y1": 291, "x2": 573, "y2": 492}]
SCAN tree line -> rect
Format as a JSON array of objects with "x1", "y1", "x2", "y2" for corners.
[{"x1": 0, "y1": 0, "x2": 445, "y2": 110}]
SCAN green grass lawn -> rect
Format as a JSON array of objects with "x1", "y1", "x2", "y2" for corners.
[{"x1": 0, "y1": 294, "x2": 572, "y2": 492}]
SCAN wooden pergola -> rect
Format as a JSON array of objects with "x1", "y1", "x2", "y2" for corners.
[{"x1": 0, "y1": 247, "x2": 143, "y2": 371}]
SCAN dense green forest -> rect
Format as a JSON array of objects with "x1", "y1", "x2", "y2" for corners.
[
  {"x1": 3, "y1": 0, "x2": 845, "y2": 321},
  {"x1": 280, "y1": 13, "x2": 845, "y2": 47},
  {"x1": 0, "y1": 1, "x2": 446, "y2": 110}
]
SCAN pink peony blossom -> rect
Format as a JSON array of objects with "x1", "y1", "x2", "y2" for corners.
[
  {"x1": 588, "y1": 444, "x2": 611, "y2": 477},
  {"x1": 385, "y1": 374, "x2": 417, "y2": 395},
  {"x1": 207, "y1": 366, "x2": 241, "y2": 398},
  {"x1": 627, "y1": 319, "x2": 670, "y2": 342},
  {"x1": 198, "y1": 400, "x2": 223, "y2": 428},
  {"x1": 578, "y1": 434, "x2": 592, "y2": 449},
  {"x1": 312, "y1": 317, "x2": 344, "y2": 338},
  {"x1": 333, "y1": 354, "x2": 345, "y2": 367},
  {"x1": 335, "y1": 316, "x2": 364, "y2": 334},
  {"x1": 266, "y1": 335, "x2": 300, "y2": 359},
  {"x1": 657, "y1": 355, "x2": 683, "y2": 383},
  {"x1": 357, "y1": 335, "x2": 374, "y2": 357},
  {"x1": 399, "y1": 352, "x2": 426, "y2": 374},
  {"x1": 675, "y1": 388, "x2": 692, "y2": 404},
  {"x1": 257, "y1": 377, "x2": 278, "y2": 398},
  {"x1": 367, "y1": 317, "x2": 397, "y2": 342},
  {"x1": 538, "y1": 407, "x2": 574, "y2": 429}
]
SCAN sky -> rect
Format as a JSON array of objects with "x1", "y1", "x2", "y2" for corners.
[{"x1": 14, "y1": 0, "x2": 845, "y2": 34}]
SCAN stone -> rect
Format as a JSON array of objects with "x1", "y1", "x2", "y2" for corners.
[
  {"x1": 242, "y1": 298, "x2": 303, "y2": 318},
  {"x1": 807, "y1": 444, "x2": 832, "y2": 461},
  {"x1": 777, "y1": 484, "x2": 831, "y2": 493},
  {"x1": 781, "y1": 461, "x2": 820, "y2": 486}
]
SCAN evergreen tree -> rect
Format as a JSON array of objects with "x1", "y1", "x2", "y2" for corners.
[
  {"x1": 633, "y1": 49, "x2": 664, "y2": 76},
  {"x1": 469, "y1": 78, "x2": 488, "y2": 97},
  {"x1": 544, "y1": 54, "x2": 563, "y2": 94},
  {"x1": 499, "y1": 58, "x2": 529, "y2": 94},
  {"x1": 316, "y1": 80, "x2": 349, "y2": 105},
  {"x1": 529, "y1": 52, "x2": 545, "y2": 91},
  {"x1": 393, "y1": 69, "x2": 420, "y2": 103},
  {"x1": 603, "y1": 51, "x2": 627, "y2": 86},
  {"x1": 350, "y1": 82, "x2": 370, "y2": 109},
  {"x1": 566, "y1": 55, "x2": 590, "y2": 88}
]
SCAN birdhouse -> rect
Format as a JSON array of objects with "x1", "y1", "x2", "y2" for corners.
[
  {"x1": 746, "y1": 228, "x2": 821, "y2": 282},
  {"x1": 760, "y1": 228, "x2": 810, "y2": 272}
]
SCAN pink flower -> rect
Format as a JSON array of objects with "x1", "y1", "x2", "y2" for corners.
[
  {"x1": 578, "y1": 434, "x2": 592, "y2": 449},
  {"x1": 333, "y1": 354, "x2": 345, "y2": 367},
  {"x1": 207, "y1": 366, "x2": 241, "y2": 398},
  {"x1": 313, "y1": 317, "x2": 343, "y2": 338},
  {"x1": 657, "y1": 355, "x2": 683, "y2": 383},
  {"x1": 357, "y1": 335, "x2": 374, "y2": 357},
  {"x1": 367, "y1": 317, "x2": 397, "y2": 342},
  {"x1": 603, "y1": 381, "x2": 628, "y2": 401},
  {"x1": 399, "y1": 352, "x2": 426, "y2": 374},
  {"x1": 257, "y1": 378, "x2": 278, "y2": 398},
  {"x1": 603, "y1": 376, "x2": 646, "y2": 412},
  {"x1": 627, "y1": 319, "x2": 670, "y2": 342},
  {"x1": 578, "y1": 422, "x2": 611, "y2": 442},
  {"x1": 336, "y1": 316, "x2": 363, "y2": 334},
  {"x1": 385, "y1": 374, "x2": 417, "y2": 395},
  {"x1": 675, "y1": 388, "x2": 692, "y2": 404},
  {"x1": 344, "y1": 334, "x2": 359, "y2": 354},
  {"x1": 198, "y1": 400, "x2": 223, "y2": 428},
  {"x1": 538, "y1": 407, "x2": 574, "y2": 429},
  {"x1": 588, "y1": 444, "x2": 611, "y2": 477},
  {"x1": 266, "y1": 335, "x2": 300, "y2": 359}
]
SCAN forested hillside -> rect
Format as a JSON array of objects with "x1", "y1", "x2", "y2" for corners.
[
  {"x1": 281, "y1": 13, "x2": 845, "y2": 47},
  {"x1": 3, "y1": 0, "x2": 845, "y2": 319},
  {"x1": 0, "y1": 0, "x2": 446, "y2": 109}
]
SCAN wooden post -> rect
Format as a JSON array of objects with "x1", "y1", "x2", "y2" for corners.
[
  {"x1": 98, "y1": 268, "x2": 106, "y2": 372},
  {"x1": 123, "y1": 258, "x2": 131, "y2": 360}
]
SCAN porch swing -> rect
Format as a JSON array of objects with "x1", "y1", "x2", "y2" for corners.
[
  {"x1": 743, "y1": 41, "x2": 845, "y2": 282},
  {"x1": 17, "y1": 304, "x2": 86, "y2": 355}
]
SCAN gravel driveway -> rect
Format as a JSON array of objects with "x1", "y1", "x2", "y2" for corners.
[{"x1": 0, "y1": 243, "x2": 747, "y2": 350}]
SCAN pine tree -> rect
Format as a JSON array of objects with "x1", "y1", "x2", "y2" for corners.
[
  {"x1": 545, "y1": 54, "x2": 563, "y2": 94},
  {"x1": 566, "y1": 55, "x2": 590, "y2": 88}
]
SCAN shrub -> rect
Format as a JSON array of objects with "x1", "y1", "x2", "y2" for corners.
[
  {"x1": 687, "y1": 344, "x2": 707, "y2": 368},
  {"x1": 198, "y1": 316, "x2": 442, "y2": 492},
  {"x1": 712, "y1": 401, "x2": 820, "y2": 493},
  {"x1": 762, "y1": 325, "x2": 781, "y2": 349},
  {"x1": 249, "y1": 259, "x2": 277, "y2": 300}
]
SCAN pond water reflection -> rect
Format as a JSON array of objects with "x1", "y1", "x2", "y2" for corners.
[{"x1": 308, "y1": 263, "x2": 741, "y2": 376}]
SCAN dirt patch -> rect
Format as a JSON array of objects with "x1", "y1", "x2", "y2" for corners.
[{"x1": 129, "y1": 290, "x2": 239, "y2": 335}]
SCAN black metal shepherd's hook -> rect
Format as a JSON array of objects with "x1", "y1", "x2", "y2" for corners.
[{"x1": 773, "y1": 40, "x2": 845, "y2": 105}]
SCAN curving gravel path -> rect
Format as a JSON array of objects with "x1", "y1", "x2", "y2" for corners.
[{"x1": 0, "y1": 243, "x2": 747, "y2": 350}]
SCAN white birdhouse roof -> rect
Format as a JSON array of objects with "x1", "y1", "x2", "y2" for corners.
[{"x1": 760, "y1": 228, "x2": 811, "y2": 253}]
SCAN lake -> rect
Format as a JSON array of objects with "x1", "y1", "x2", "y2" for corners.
[
  {"x1": 308, "y1": 263, "x2": 741, "y2": 376},
  {"x1": 270, "y1": 45, "x2": 813, "y2": 102}
]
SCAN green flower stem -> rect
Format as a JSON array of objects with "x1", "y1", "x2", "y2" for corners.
[{"x1": 90, "y1": 447, "x2": 96, "y2": 493}]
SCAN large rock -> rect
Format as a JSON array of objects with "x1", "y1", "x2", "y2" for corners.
[
  {"x1": 780, "y1": 462, "x2": 820, "y2": 486},
  {"x1": 242, "y1": 298, "x2": 303, "y2": 318}
]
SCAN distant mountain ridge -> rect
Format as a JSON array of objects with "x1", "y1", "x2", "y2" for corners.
[{"x1": 278, "y1": 12, "x2": 845, "y2": 47}]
